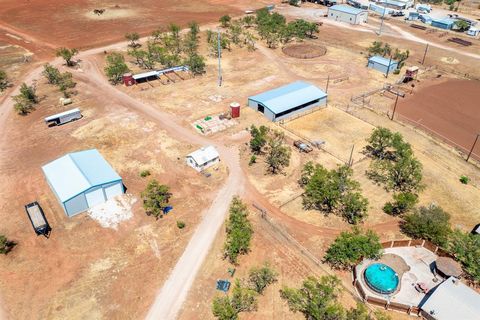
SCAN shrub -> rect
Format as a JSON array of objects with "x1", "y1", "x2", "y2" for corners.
[
  {"x1": 141, "y1": 179, "x2": 172, "y2": 218},
  {"x1": 449, "y1": 230, "x2": 480, "y2": 282},
  {"x1": 401, "y1": 205, "x2": 451, "y2": 247},
  {"x1": 324, "y1": 228, "x2": 382, "y2": 269},
  {"x1": 383, "y1": 192, "x2": 418, "y2": 216},
  {"x1": 248, "y1": 263, "x2": 278, "y2": 294},
  {"x1": 459, "y1": 175, "x2": 470, "y2": 184},
  {"x1": 140, "y1": 169, "x2": 151, "y2": 178},
  {"x1": 393, "y1": 69, "x2": 400, "y2": 75},
  {"x1": 0, "y1": 235, "x2": 15, "y2": 254},
  {"x1": 248, "y1": 155, "x2": 256, "y2": 166},
  {"x1": 176, "y1": 220, "x2": 186, "y2": 229}
]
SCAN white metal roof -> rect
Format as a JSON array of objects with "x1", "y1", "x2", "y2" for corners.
[
  {"x1": 248, "y1": 81, "x2": 327, "y2": 115},
  {"x1": 421, "y1": 277, "x2": 480, "y2": 320},
  {"x1": 186, "y1": 146, "x2": 219, "y2": 166},
  {"x1": 44, "y1": 108, "x2": 80, "y2": 122},
  {"x1": 42, "y1": 149, "x2": 122, "y2": 202}
]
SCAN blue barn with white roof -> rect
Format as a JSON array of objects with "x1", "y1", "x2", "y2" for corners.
[
  {"x1": 42, "y1": 149, "x2": 124, "y2": 217},
  {"x1": 247, "y1": 81, "x2": 327, "y2": 122}
]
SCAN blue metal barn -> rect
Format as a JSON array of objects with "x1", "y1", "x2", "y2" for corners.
[
  {"x1": 431, "y1": 18, "x2": 456, "y2": 30},
  {"x1": 367, "y1": 56, "x2": 399, "y2": 75},
  {"x1": 42, "y1": 149, "x2": 124, "y2": 217},
  {"x1": 247, "y1": 81, "x2": 328, "y2": 122}
]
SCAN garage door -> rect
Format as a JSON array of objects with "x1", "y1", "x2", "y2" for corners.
[
  {"x1": 85, "y1": 188, "x2": 106, "y2": 208},
  {"x1": 104, "y1": 183, "x2": 123, "y2": 200}
]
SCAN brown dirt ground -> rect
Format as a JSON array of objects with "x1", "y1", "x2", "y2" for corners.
[
  {"x1": 396, "y1": 78, "x2": 480, "y2": 160},
  {"x1": 2, "y1": 4, "x2": 480, "y2": 319},
  {"x1": 0, "y1": 70, "x2": 228, "y2": 319},
  {"x1": 0, "y1": 0, "x2": 272, "y2": 51}
]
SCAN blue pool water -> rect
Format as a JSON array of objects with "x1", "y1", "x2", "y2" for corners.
[{"x1": 364, "y1": 263, "x2": 399, "y2": 294}]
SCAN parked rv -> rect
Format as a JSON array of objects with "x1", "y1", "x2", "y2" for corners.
[
  {"x1": 44, "y1": 108, "x2": 82, "y2": 126},
  {"x1": 25, "y1": 202, "x2": 50, "y2": 237}
]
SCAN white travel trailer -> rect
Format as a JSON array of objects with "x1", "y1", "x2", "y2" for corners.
[{"x1": 44, "y1": 108, "x2": 82, "y2": 126}]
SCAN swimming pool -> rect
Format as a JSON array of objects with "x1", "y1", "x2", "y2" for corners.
[{"x1": 364, "y1": 263, "x2": 399, "y2": 294}]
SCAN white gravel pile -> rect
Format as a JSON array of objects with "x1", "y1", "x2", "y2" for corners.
[{"x1": 87, "y1": 194, "x2": 137, "y2": 230}]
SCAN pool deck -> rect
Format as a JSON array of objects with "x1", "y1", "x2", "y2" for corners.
[{"x1": 356, "y1": 246, "x2": 440, "y2": 307}]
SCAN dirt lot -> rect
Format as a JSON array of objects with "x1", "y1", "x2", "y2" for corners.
[
  {"x1": 0, "y1": 71, "x2": 228, "y2": 319},
  {"x1": 396, "y1": 78, "x2": 480, "y2": 160},
  {"x1": 0, "y1": 0, "x2": 271, "y2": 51}
]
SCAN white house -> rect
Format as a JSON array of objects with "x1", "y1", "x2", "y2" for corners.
[{"x1": 186, "y1": 146, "x2": 220, "y2": 172}]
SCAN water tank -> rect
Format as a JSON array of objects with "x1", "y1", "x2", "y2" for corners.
[
  {"x1": 122, "y1": 73, "x2": 135, "y2": 86},
  {"x1": 230, "y1": 102, "x2": 240, "y2": 118}
]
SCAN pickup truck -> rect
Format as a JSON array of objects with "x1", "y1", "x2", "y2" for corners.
[{"x1": 294, "y1": 140, "x2": 313, "y2": 153}]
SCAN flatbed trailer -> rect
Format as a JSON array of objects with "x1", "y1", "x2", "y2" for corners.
[{"x1": 25, "y1": 202, "x2": 50, "y2": 237}]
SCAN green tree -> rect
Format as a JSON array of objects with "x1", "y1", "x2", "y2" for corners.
[
  {"x1": 265, "y1": 130, "x2": 291, "y2": 174},
  {"x1": 141, "y1": 179, "x2": 172, "y2": 219},
  {"x1": 231, "y1": 280, "x2": 258, "y2": 313},
  {"x1": 242, "y1": 15, "x2": 255, "y2": 28},
  {"x1": 401, "y1": 205, "x2": 451, "y2": 246},
  {"x1": 449, "y1": 230, "x2": 479, "y2": 282},
  {"x1": 0, "y1": 234, "x2": 15, "y2": 254},
  {"x1": 57, "y1": 72, "x2": 76, "y2": 98},
  {"x1": 324, "y1": 228, "x2": 382, "y2": 269},
  {"x1": 280, "y1": 275, "x2": 345, "y2": 320},
  {"x1": 365, "y1": 127, "x2": 394, "y2": 159},
  {"x1": 383, "y1": 192, "x2": 418, "y2": 216},
  {"x1": 249, "y1": 125, "x2": 269, "y2": 154},
  {"x1": 166, "y1": 23, "x2": 182, "y2": 55},
  {"x1": 393, "y1": 48, "x2": 410, "y2": 69},
  {"x1": 248, "y1": 263, "x2": 278, "y2": 294},
  {"x1": 342, "y1": 192, "x2": 369, "y2": 225},
  {"x1": 219, "y1": 15, "x2": 232, "y2": 28},
  {"x1": 42, "y1": 64, "x2": 62, "y2": 84},
  {"x1": 104, "y1": 52, "x2": 130, "y2": 84},
  {"x1": 454, "y1": 20, "x2": 470, "y2": 31},
  {"x1": 386, "y1": 155, "x2": 423, "y2": 193},
  {"x1": 19, "y1": 82, "x2": 38, "y2": 103},
  {"x1": 212, "y1": 296, "x2": 237, "y2": 320},
  {"x1": 227, "y1": 21, "x2": 243, "y2": 46},
  {"x1": 184, "y1": 53, "x2": 206, "y2": 75},
  {"x1": 301, "y1": 164, "x2": 368, "y2": 224},
  {"x1": 183, "y1": 21, "x2": 200, "y2": 56},
  {"x1": 224, "y1": 197, "x2": 253, "y2": 264},
  {"x1": 56, "y1": 47, "x2": 78, "y2": 67},
  {"x1": 125, "y1": 32, "x2": 140, "y2": 47},
  {"x1": 0, "y1": 69, "x2": 9, "y2": 91},
  {"x1": 14, "y1": 82, "x2": 38, "y2": 114},
  {"x1": 151, "y1": 27, "x2": 164, "y2": 43}
]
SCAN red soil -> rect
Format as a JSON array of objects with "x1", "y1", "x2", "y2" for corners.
[
  {"x1": 397, "y1": 79, "x2": 480, "y2": 159},
  {"x1": 0, "y1": 0, "x2": 267, "y2": 53}
]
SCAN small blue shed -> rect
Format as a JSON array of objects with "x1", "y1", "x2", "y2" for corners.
[
  {"x1": 367, "y1": 56, "x2": 399, "y2": 75},
  {"x1": 431, "y1": 18, "x2": 455, "y2": 30},
  {"x1": 248, "y1": 81, "x2": 327, "y2": 122},
  {"x1": 42, "y1": 149, "x2": 124, "y2": 217}
]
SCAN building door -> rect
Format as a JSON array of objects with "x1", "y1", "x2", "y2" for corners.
[
  {"x1": 104, "y1": 183, "x2": 123, "y2": 200},
  {"x1": 85, "y1": 188, "x2": 106, "y2": 208},
  {"x1": 258, "y1": 105, "x2": 264, "y2": 114}
]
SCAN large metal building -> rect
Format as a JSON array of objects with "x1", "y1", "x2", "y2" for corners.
[
  {"x1": 247, "y1": 81, "x2": 327, "y2": 122},
  {"x1": 327, "y1": 5, "x2": 368, "y2": 25},
  {"x1": 42, "y1": 149, "x2": 124, "y2": 217}
]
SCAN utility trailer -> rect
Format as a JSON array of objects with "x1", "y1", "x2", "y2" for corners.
[
  {"x1": 44, "y1": 108, "x2": 82, "y2": 126},
  {"x1": 25, "y1": 202, "x2": 50, "y2": 237}
]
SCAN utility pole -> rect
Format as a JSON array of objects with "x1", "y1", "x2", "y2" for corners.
[
  {"x1": 421, "y1": 43, "x2": 429, "y2": 65},
  {"x1": 385, "y1": 56, "x2": 392, "y2": 78},
  {"x1": 391, "y1": 94, "x2": 399, "y2": 120},
  {"x1": 325, "y1": 75, "x2": 330, "y2": 93},
  {"x1": 466, "y1": 133, "x2": 480, "y2": 162},
  {"x1": 217, "y1": 28, "x2": 222, "y2": 87},
  {"x1": 378, "y1": 9, "x2": 386, "y2": 36}
]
